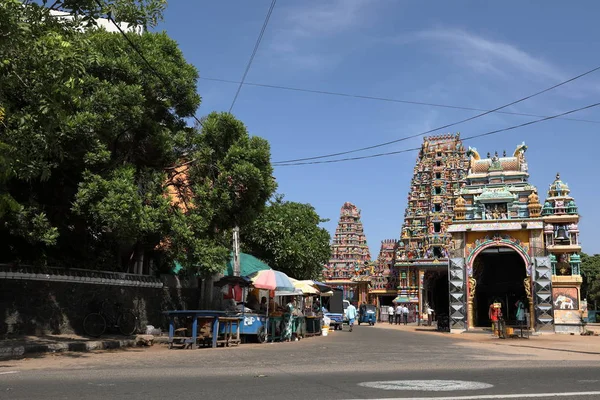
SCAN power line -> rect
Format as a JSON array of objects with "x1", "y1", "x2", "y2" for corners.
[
  {"x1": 272, "y1": 64, "x2": 600, "y2": 164},
  {"x1": 93, "y1": 0, "x2": 203, "y2": 126},
  {"x1": 229, "y1": 0, "x2": 277, "y2": 113},
  {"x1": 274, "y1": 101, "x2": 600, "y2": 166},
  {"x1": 203, "y1": 76, "x2": 600, "y2": 125}
]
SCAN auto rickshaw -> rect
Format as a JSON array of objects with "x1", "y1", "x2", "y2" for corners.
[{"x1": 357, "y1": 304, "x2": 377, "y2": 326}]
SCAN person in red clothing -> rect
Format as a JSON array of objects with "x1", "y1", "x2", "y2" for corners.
[{"x1": 488, "y1": 301, "x2": 502, "y2": 336}]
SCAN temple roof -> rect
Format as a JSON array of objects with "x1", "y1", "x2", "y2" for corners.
[
  {"x1": 467, "y1": 142, "x2": 528, "y2": 176},
  {"x1": 546, "y1": 173, "x2": 571, "y2": 197},
  {"x1": 474, "y1": 187, "x2": 517, "y2": 203}
]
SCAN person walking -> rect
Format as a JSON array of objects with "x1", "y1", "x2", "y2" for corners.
[
  {"x1": 346, "y1": 302, "x2": 357, "y2": 332},
  {"x1": 388, "y1": 305, "x2": 395, "y2": 325}
]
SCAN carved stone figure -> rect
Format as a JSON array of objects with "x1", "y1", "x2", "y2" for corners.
[
  {"x1": 523, "y1": 277, "x2": 531, "y2": 299},
  {"x1": 468, "y1": 276, "x2": 477, "y2": 301}
]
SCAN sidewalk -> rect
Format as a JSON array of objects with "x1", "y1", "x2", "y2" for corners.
[
  {"x1": 0, "y1": 334, "x2": 159, "y2": 360},
  {"x1": 376, "y1": 321, "x2": 600, "y2": 356}
]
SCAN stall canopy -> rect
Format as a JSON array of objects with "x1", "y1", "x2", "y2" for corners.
[
  {"x1": 173, "y1": 252, "x2": 271, "y2": 277},
  {"x1": 290, "y1": 279, "x2": 319, "y2": 295},
  {"x1": 225, "y1": 252, "x2": 271, "y2": 277},
  {"x1": 312, "y1": 281, "x2": 332, "y2": 293},
  {"x1": 248, "y1": 269, "x2": 295, "y2": 292}
]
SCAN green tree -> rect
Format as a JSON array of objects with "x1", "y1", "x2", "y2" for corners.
[
  {"x1": 164, "y1": 112, "x2": 276, "y2": 276},
  {"x1": 0, "y1": 1, "x2": 276, "y2": 274},
  {"x1": 241, "y1": 195, "x2": 331, "y2": 280},
  {"x1": 581, "y1": 252, "x2": 600, "y2": 304}
]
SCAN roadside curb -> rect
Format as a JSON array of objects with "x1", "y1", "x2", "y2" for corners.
[{"x1": 0, "y1": 335, "x2": 155, "y2": 361}]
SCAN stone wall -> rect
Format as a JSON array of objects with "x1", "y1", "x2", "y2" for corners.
[{"x1": 0, "y1": 278, "x2": 200, "y2": 338}]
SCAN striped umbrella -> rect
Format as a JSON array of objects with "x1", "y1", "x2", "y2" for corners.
[{"x1": 247, "y1": 269, "x2": 295, "y2": 292}]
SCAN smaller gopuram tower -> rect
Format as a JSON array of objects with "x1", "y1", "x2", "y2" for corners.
[
  {"x1": 323, "y1": 202, "x2": 371, "y2": 304},
  {"x1": 370, "y1": 240, "x2": 398, "y2": 307},
  {"x1": 542, "y1": 173, "x2": 583, "y2": 333}
]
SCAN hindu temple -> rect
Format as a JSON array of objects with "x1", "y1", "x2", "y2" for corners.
[
  {"x1": 444, "y1": 142, "x2": 585, "y2": 333},
  {"x1": 323, "y1": 202, "x2": 371, "y2": 304},
  {"x1": 390, "y1": 133, "x2": 585, "y2": 333}
]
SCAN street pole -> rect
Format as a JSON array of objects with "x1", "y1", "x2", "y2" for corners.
[{"x1": 233, "y1": 226, "x2": 241, "y2": 277}]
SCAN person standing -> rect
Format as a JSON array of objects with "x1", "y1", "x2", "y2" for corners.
[
  {"x1": 388, "y1": 305, "x2": 395, "y2": 325},
  {"x1": 402, "y1": 304, "x2": 409, "y2": 325},
  {"x1": 489, "y1": 301, "x2": 502, "y2": 337},
  {"x1": 395, "y1": 303, "x2": 402, "y2": 325},
  {"x1": 426, "y1": 304, "x2": 434, "y2": 326},
  {"x1": 346, "y1": 302, "x2": 357, "y2": 332}
]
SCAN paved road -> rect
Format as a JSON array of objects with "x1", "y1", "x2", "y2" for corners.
[{"x1": 1, "y1": 325, "x2": 600, "y2": 399}]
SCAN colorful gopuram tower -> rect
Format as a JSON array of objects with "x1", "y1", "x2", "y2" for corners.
[
  {"x1": 396, "y1": 133, "x2": 468, "y2": 315},
  {"x1": 542, "y1": 173, "x2": 584, "y2": 333},
  {"x1": 370, "y1": 240, "x2": 398, "y2": 306},
  {"x1": 323, "y1": 202, "x2": 372, "y2": 304}
]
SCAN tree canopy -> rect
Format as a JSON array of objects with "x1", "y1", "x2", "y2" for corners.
[
  {"x1": 0, "y1": 0, "x2": 276, "y2": 274},
  {"x1": 241, "y1": 196, "x2": 331, "y2": 280},
  {"x1": 581, "y1": 253, "x2": 600, "y2": 304}
]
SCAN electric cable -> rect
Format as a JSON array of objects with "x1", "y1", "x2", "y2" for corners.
[
  {"x1": 229, "y1": 0, "x2": 277, "y2": 113},
  {"x1": 274, "y1": 101, "x2": 600, "y2": 166},
  {"x1": 273, "y1": 65, "x2": 600, "y2": 164},
  {"x1": 202, "y1": 76, "x2": 600, "y2": 125}
]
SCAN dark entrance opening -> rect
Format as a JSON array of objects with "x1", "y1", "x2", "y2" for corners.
[
  {"x1": 473, "y1": 247, "x2": 526, "y2": 327},
  {"x1": 424, "y1": 271, "x2": 449, "y2": 319}
]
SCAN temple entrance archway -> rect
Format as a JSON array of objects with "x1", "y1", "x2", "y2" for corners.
[
  {"x1": 470, "y1": 246, "x2": 529, "y2": 327},
  {"x1": 423, "y1": 271, "x2": 449, "y2": 319}
]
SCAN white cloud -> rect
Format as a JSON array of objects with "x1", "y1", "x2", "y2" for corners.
[
  {"x1": 286, "y1": 0, "x2": 369, "y2": 36},
  {"x1": 408, "y1": 28, "x2": 565, "y2": 82},
  {"x1": 267, "y1": 0, "x2": 372, "y2": 70}
]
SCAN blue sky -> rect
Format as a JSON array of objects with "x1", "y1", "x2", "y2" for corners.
[{"x1": 156, "y1": 0, "x2": 600, "y2": 257}]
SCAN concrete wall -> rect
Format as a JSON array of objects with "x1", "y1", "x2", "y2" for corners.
[{"x1": 0, "y1": 278, "x2": 199, "y2": 338}]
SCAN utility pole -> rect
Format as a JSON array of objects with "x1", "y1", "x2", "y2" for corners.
[{"x1": 233, "y1": 226, "x2": 241, "y2": 277}]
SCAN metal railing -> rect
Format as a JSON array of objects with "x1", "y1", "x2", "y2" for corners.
[{"x1": 0, "y1": 264, "x2": 163, "y2": 288}]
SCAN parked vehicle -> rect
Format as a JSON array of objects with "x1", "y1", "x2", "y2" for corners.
[
  {"x1": 358, "y1": 304, "x2": 377, "y2": 326},
  {"x1": 323, "y1": 289, "x2": 344, "y2": 330}
]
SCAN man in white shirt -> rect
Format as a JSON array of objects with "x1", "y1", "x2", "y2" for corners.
[
  {"x1": 395, "y1": 304, "x2": 403, "y2": 325},
  {"x1": 346, "y1": 302, "x2": 357, "y2": 332},
  {"x1": 388, "y1": 305, "x2": 394, "y2": 325},
  {"x1": 402, "y1": 305, "x2": 409, "y2": 325}
]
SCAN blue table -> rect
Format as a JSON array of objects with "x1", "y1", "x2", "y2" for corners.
[{"x1": 164, "y1": 310, "x2": 240, "y2": 349}]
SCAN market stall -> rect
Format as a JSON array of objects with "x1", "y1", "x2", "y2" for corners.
[{"x1": 247, "y1": 269, "x2": 298, "y2": 342}]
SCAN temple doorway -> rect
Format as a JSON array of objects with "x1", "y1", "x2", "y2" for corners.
[
  {"x1": 424, "y1": 271, "x2": 449, "y2": 319},
  {"x1": 472, "y1": 247, "x2": 527, "y2": 327}
]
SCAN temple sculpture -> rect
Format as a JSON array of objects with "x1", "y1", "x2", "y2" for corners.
[
  {"x1": 323, "y1": 202, "x2": 372, "y2": 304},
  {"x1": 396, "y1": 133, "x2": 468, "y2": 315},
  {"x1": 543, "y1": 173, "x2": 584, "y2": 333}
]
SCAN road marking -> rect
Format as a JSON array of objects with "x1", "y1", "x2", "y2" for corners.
[
  {"x1": 358, "y1": 380, "x2": 493, "y2": 392},
  {"x1": 346, "y1": 391, "x2": 600, "y2": 400},
  {"x1": 0, "y1": 371, "x2": 18, "y2": 375}
]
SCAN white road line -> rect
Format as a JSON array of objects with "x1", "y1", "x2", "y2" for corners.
[
  {"x1": 0, "y1": 371, "x2": 19, "y2": 375},
  {"x1": 359, "y1": 380, "x2": 493, "y2": 392},
  {"x1": 346, "y1": 391, "x2": 600, "y2": 400}
]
